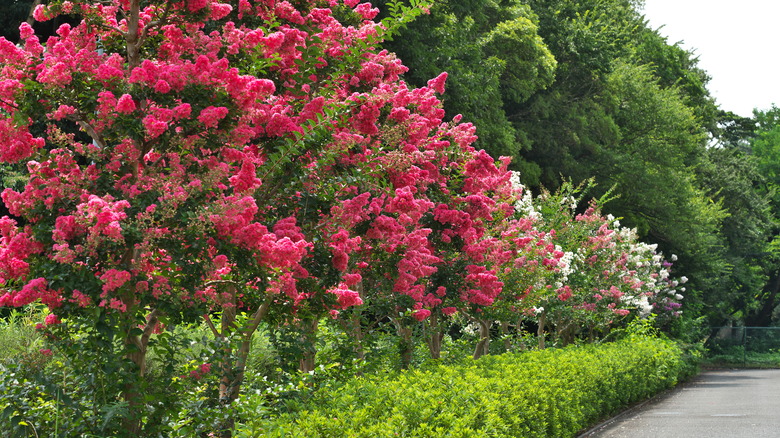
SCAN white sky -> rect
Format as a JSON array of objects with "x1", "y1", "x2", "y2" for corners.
[{"x1": 640, "y1": 0, "x2": 780, "y2": 117}]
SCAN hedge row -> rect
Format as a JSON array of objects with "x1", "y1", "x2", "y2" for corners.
[{"x1": 239, "y1": 335, "x2": 686, "y2": 437}]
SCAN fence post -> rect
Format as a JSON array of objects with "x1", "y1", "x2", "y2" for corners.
[{"x1": 742, "y1": 326, "x2": 747, "y2": 366}]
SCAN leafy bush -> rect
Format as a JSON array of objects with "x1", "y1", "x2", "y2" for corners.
[
  {"x1": 0, "y1": 318, "x2": 255, "y2": 437},
  {"x1": 239, "y1": 335, "x2": 684, "y2": 437}
]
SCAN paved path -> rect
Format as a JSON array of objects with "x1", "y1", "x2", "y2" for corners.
[{"x1": 582, "y1": 369, "x2": 780, "y2": 438}]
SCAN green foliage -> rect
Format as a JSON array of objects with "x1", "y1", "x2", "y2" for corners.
[
  {"x1": 629, "y1": 24, "x2": 718, "y2": 130},
  {"x1": 751, "y1": 105, "x2": 780, "y2": 203},
  {"x1": 379, "y1": 0, "x2": 435, "y2": 40},
  {"x1": 480, "y1": 16, "x2": 557, "y2": 104},
  {"x1": 703, "y1": 349, "x2": 780, "y2": 368},
  {"x1": 239, "y1": 336, "x2": 686, "y2": 437},
  {"x1": 595, "y1": 62, "x2": 729, "y2": 303},
  {"x1": 696, "y1": 146, "x2": 773, "y2": 322},
  {"x1": 380, "y1": 0, "x2": 556, "y2": 158},
  {"x1": 703, "y1": 327, "x2": 780, "y2": 368},
  {"x1": 0, "y1": 306, "x2": 45, "y2": 364},
  {"x1": 0, "y1": 316, "x2": 275, "y2": 437},
  {"x1": 714, "y1": 106, "x2": 780, "y2": 326}
]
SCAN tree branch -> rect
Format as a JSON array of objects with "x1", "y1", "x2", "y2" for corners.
[
  {"x1": 64, "y1": 115, "x2": 107, "y2": 149},
  {"x1": 138, "y1": 1, "x2": 174, "y2": 48},
  {"x1": 243, "y1": 293, "x2": 274, "y2": 340},
  {"x1": 126, "y1": 0, "x2": 141, "y2": 70},
  {"x1": 203, "y1": 314, "x2": 222, "y2": 339},
  {"x1": 204, "y1": 279, "x2": 244, "y2": 288},
  {"x1": 0, "y1": 98, "x2": 20, "y2": 111},
  {"x1": 86, "y1": 20, "x2": 127, "y2": 37},
  {"x1": 24, "y1": 0, "x2": 43, "y2": 29},
  {"x1": 140, "y1": 308, "x2": 161, "y2": 349}
]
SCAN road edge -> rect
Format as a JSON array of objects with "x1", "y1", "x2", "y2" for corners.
[{"x1": 575, "y1": 370, "x2": 711, "y2": 437}]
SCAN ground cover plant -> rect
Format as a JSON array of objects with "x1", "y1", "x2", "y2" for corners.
[{"x1": 0, "y1": 0, "x2": 689, "y2": 436}]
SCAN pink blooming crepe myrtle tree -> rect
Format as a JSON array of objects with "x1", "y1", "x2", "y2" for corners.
[
  {"x1": 333, "y1": 143, "x2": 520, "y2": 365},
  {"x1": 0, "y1": 0, "x2": 529, "y2": 424}
]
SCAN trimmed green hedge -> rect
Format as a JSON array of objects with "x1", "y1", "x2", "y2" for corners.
[{"x1": 239, "y1": 335, "x2": 686, "y2": 437}]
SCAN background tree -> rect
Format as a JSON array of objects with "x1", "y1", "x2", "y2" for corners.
[
  {"x1": 697, "y1": 145, "x2": 773, "y2": 323},
  {"x1": 379, "y1": 0, "x2": 557, "y2": 177},
  {"x1": 739, "y1": 106, "x2": 780, "y2": 326}
]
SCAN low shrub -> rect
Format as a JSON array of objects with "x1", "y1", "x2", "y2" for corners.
[{"x1": 239, "y1": 335, "x2": 685, "y2": 437}]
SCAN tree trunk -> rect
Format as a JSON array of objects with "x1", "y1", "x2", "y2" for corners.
[
  {"x1": 391, "y1": 318, "x2": 414, "y2": 369},
  {"x1": 351, "y1": 282, "x2": 367, "y2": 363},
  {"x1": 472, "y1": 319, "x2": 492, "y2": 359},
  {"x1": 350, "y1": 311, "x2": 366, "y2": 362},
  {"x1": 121, "y1": 308, "x2": 159, "y2": 435},
  {"x1": 210, "y1": 289, "x2": 272, "y2": 438},
  {"x1": 747, "y1": 269, "x2": 780, "y2": 326},
  {"x1": 537, "y1": 310, "x2": 546, "y2": 349},
  {"x1": 218, "y1": 295, "x2": 237, "y2": 404},
  {"x1": 126, "y1": 0, "x2": 142, "y2": 70},
  {"x1": 218, "y1": 297, "x2": 272, "y2": 403},
  {"x1": 516, "y1": 316, "x2": 528, "y2": 351},
  {"x1": 24, "y1": 0, "x2": 43, "y2": 29},
  {"x1": 341, "y1": 306, "x2": 374, "y2": 377},
  {"x1": 426, "y1": 313, "x2": 444, "y2": 360},
  {"x1": 501, "y1": 320, "x2": 512, "y2": 352},
  {"x1": 298, "y1": 319, "x2": 319, "y2": 374},
  {"x1": 561, "y1": 322, "x2": 575, "y2": 346}
]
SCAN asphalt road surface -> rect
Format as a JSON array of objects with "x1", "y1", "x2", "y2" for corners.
[{"x1": 581, "y1": 369, "x2": 780, "y2": 438}]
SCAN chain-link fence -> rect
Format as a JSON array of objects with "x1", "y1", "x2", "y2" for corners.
[{"x1": 705, "y1": 327, "x2": 780, "y2": 366}]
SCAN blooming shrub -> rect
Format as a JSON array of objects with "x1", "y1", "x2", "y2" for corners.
[{"x1": 491, "y1": 180, "x2": 685, "y2": 348}]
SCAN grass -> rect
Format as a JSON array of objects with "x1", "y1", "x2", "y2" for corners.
[
  {"x1": 702, "y1": 350, "x2": 780, "y2": 368},
  {"x1": 700, "y1": 340, "x2": 780, "y2": 368},
  {"x1": 0, "y1": 306, "x2": 46, "y2": 365}
]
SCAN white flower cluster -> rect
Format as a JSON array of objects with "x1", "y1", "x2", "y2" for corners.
[
  {"x1": 562, "y1": 195, "x2": 577, "y2": 211},
  {"x1": 617, "y1": 226, "x2": 637, "y2": 242},
  {"x1": 508, "y1": 171, "x2": 523, "y2": 191},
  {"x1": 628, "y1": 241, "x2": 658, "y2": 268},
  {"x1": 510, "y1": 171, "x2": 540, "y2": 219},
  {"x1": 501, "y1": 182, "x2": 687, "y2": 324},
  {"x1": 557, "y1": 247, "x2": 576, "y2": 283},
  {"x1": 624, "y1": 294, "x2": 653, "y2": 318},
  {"x1": 461, "y1": 322, "x2": 479, "y2": 336},
  {"x1": 606, "y1": 214, "x2": 621, "y2": 228}
]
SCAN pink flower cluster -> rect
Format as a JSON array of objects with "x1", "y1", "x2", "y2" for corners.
[
  {"x1": 100, "y1": 269, "x2": 132, "y2": 293},
  {"x1": 0, "y1": 277, "x2": 59, "y2": 308},
  {"x1": 0, "y1": 119, "x2": 45, "y2": 162},
  {"x1": 330, "y1": 284, "x2": 363, "y2": 309},
  {"x1": 0, "y1": 217, "x2": 40, "y2": 284},
  {"x1": 75, "y1": 195, "x2": 130, "y2": 243}
]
